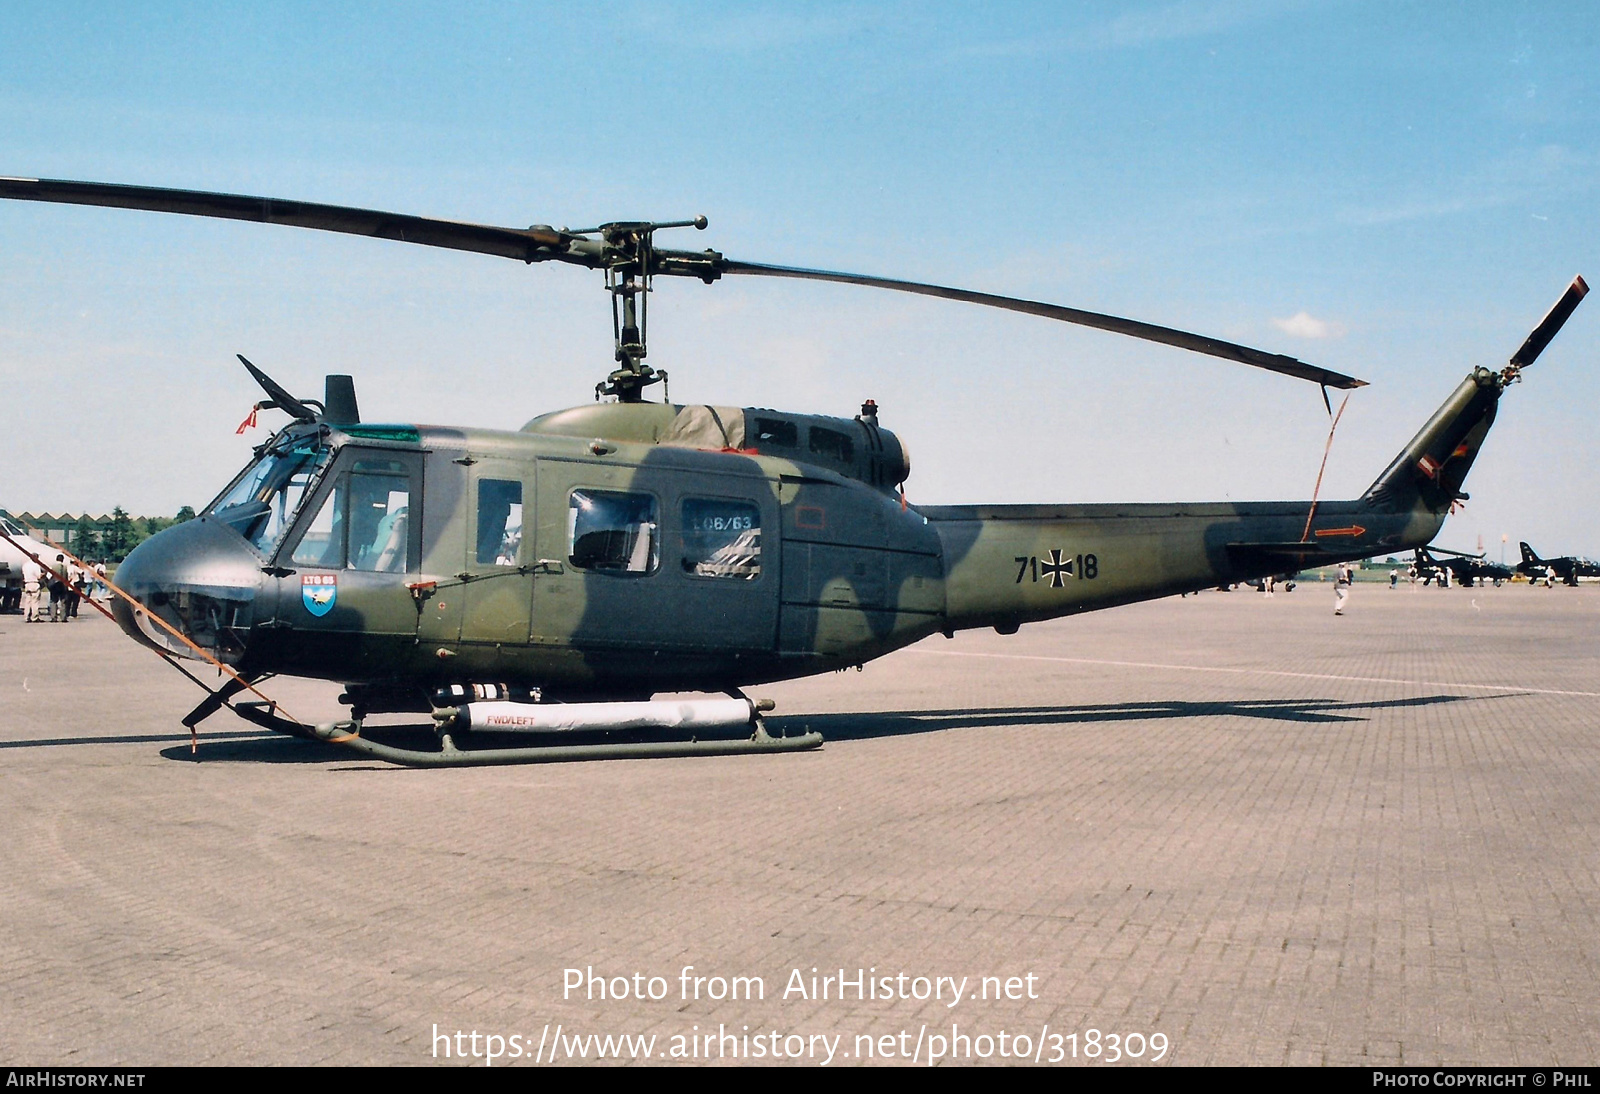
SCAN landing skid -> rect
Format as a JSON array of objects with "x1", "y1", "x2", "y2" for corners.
[
  {"x1": 221, "y1": 694, "x2": 822, "y2": 766},
  {"x1": 305, "y1": 720, "x2": 823, "y2": 767}
]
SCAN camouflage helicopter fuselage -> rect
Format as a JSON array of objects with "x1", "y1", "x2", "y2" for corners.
[{"x1": 114, "y1": 366, "x2": 1502, "y2": 715}]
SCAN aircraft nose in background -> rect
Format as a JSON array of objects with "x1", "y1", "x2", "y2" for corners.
[{"x1": 111, "y1": 518, "x2": 266, "y2": 664}]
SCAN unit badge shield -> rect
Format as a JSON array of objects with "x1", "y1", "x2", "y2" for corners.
[{"x1": 302, "y1": 573, "x2": 338, "y2": 617}]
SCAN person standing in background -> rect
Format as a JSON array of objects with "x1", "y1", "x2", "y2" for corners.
[
  {"x1": 1334, "y1": 562, "x2": 1354, "y2": 616},
  {"x1": 67, "y1": 562, "x2": 84, "y2": 618},
  {"x1": 49, "y1": 554, "x2": 69, "y2": 622},
  {"x1": 22, "y1": 556, "x2": 44, "y2": 622}
]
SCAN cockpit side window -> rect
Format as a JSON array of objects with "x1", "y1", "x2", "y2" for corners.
[
  {"x1": 206, "y1": 438, "x2": 332, "y2": 555},
  {"x1": 285, "y1": 454, "x2": 416, "y2": 573},
  {"x1": 290, "y1": 488, "x2": 343, "y2": 569},
  {"x1": 347, "y1": 463, "x2": 412, "y2": 572}
]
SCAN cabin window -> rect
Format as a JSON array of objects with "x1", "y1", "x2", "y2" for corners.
[
  {"x1": 809, "y1": 426, "x2": 854, "y2": 463},
  {"x1": 568, "y1": 490, "x2": 658, "y2": 574},
  {"x1": 288, "y1": 458, "x2": 412, "y2": 573},
  {"x1": 753, "y1": 417, "x2": 798, "y2": 448},
  {"x1": 681, "y1": 499, "x2": 761, "y2": 580},
  {"x1": 476, "y1": 479, "x2": 523, "y2": 565}
]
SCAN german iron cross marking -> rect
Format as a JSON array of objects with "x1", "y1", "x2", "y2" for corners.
[{"x1": 1040, "y1": 549, "x2": 1073, "y2": 588}]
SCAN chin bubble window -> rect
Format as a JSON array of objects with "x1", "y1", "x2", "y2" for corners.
[
  {"x1": 681, "y1": 498, "x2": 760, "y2": 580},
  {"x1": 568, "y1": 490, "x2": 659, "y2": 574}
]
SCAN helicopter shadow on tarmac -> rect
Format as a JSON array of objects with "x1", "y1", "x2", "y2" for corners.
[
  {"x1": 0, "y1": 693, "x2": 1517, "y2": 765},
  {"x1": 160, "y1": 690, "x2": 1489, "y2": 765},
  {"x1": 0, "y1": 729, "x2": 278, "y2": 755},
  {"x1": 776, "y1": 691, "x2": 1517, "y2": 743},
  {"x1": 156, "y1": 733, "x2": 385, "y2": 766},
  {"x1": 0, "y1": 728, "x2": 368, "y2": 768}
]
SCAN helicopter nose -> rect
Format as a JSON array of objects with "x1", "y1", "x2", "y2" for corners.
[{"x1": 112, "y1": 517, "x2": 264, "y2": 664}]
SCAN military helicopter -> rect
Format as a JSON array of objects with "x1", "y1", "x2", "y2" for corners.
[
  {"x1": 0, "y1": 178, "x2": 1588, "y2": 766},
  {"x1": 1410, "y1": 545, "x2": 1514, "y2": 588}
]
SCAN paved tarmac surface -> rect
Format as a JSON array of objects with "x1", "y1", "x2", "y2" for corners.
[{"x1": 1, "y1": 582, "x2": 1597, "y2": 1066}]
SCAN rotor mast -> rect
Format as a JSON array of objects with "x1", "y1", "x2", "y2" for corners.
[{"x1": 584, "y1": 216, "x2": 709, "y2": 402}]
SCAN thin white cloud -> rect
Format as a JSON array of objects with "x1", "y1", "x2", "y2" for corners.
[
  {"x1": 1093, "y1": 0, "x2": 1279, "y2": 49},
  {"x1": 627, "y1": 3, "x2": 879, "y2": 53},
  {"x1": 1272, "y1": 311, "x2": 1344, "y2": 339},
  {"x1": 1339, "y1": 144, "x2": 1593, "y2": 227},
  {"x1": 949, "y1": 0, "x2": 1306, "y2": 59}
]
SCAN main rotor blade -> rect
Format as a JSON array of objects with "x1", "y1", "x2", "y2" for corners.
[
  {"x1": 1509, "y1": 275, "x2": 1588, "y2": 369},
  {"x1": 721, "y1": 260, "x2": 1366, "y2": 389},
  {"x1": 0, "y1": 176, "x2": 1371, "y2": 388},
  {"x1": 0, "y1": 177, "x2": 587, "y2": 266}
]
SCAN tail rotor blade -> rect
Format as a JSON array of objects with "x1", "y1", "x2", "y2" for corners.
[{"x1": 1509, "y1": 275, "x2": 1588, "y2": 369}]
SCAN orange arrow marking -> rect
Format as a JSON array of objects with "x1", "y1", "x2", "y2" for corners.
[{"x1": 1314, "y1": 525, "x2": 1367, "y2": 538}]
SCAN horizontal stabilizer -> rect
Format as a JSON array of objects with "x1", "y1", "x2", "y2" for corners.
[{"x1": 1226, "y1": 542, "x2": 1333, "y2": 570}]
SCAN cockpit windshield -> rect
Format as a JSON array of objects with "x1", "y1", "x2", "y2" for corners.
[{"x1": 204, "y1": 436, "x2": 333, "y2": 555}]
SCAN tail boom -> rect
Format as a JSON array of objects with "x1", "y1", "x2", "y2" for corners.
[
  {"x1": 925, "y1": 279, "x2": 1583, "y2": 633},
  {"x1": 928, "y1": 365, "x2": 1525, "y2": 632},
  {"x1": 928, "y1": 498, "x2": 1439, "y2": 631}
]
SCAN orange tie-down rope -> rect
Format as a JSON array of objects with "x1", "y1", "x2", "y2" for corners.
[
  {"x1": 1300, "y1": 392, "x2": 1352, "y2": 544},
  {"x1": 0, "y1": 520, "x2": 306, "y2": 753}
]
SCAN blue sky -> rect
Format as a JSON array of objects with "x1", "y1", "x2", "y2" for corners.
[{"x1": 2, "y1": 2, "x2": 1595, "y2": 558}]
